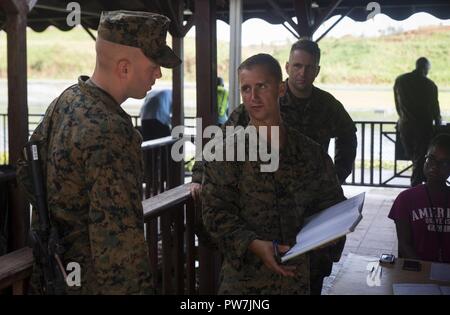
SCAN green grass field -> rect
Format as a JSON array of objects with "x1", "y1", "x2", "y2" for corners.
[
  {"x1": 1, "y1": 25, "x2": 450, "y2": 86},
  {"x1": 241, "y1": 27, "x2": 450, "y2": 87},
  {"x1": 1, "y1": 25, "x2": 450, "y2": 120}
]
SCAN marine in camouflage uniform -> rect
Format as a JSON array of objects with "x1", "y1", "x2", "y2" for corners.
[
  {"x1": 280, "y1": 84, "x2": 357, "y2": 182},
  {"x1": 27, "y1": 77, "x2": 152, "y2": 294},
  {"x1": 202, "y1": 126, "x2": 344, "y2": 294},
  {"x1": 196, "y1": 95, "x2": 350, "y2": 294},
  {"x1": 202, "y1": 53, "x2": 345, "y2": 294},
  {"x1": 21, "y1": 10, "x2": 181, "y2": 294},
  {"x1": 194, "y1": 39, "x2": 356, "y2": 294}
]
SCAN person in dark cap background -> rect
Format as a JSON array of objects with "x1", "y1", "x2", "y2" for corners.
[
  {"x1": 20, "y1": 10, "x2": 181, "y2": 294},
  {"x1": 394, "y1": 57, "x2": 441, "y2": 187}
]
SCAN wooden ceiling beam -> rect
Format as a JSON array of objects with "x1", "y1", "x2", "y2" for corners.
[{"x1": 293, "y1": 0, "x2": 313, "y2": 39}]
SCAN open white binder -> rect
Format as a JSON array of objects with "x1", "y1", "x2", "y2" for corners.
[{"x1": 281, "y1": 193, "x2": 365, "y2": 263}]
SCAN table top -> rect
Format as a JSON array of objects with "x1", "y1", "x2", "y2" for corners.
[{"x1": 327, "y1": 253, "x2": 450, "y2": 295}]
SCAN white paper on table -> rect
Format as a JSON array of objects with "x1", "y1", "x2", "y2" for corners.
[
  {"x1": 393, "y1": 283, "x2": 442, "y2": 295},
  {"x1": 439, "y1": 286, "x2": 450, "y2": 295},
  {"x1": 430, "y1": 263, "x2": 450, "y2": 282}
]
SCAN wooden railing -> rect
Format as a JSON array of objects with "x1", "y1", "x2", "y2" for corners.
[
  {"x1": 0, "y1": 247, "x2": 33, "y2": 294},
  {"x1": 0, "y1": 137, "x2": 220, "y2": 294},
  {"x1": 0, "y1": 184, "x2": 219, "y2": 295},
  {"x1": 141, "y1": 136, "x2": 182, "y2": 197},
  {"x1": 0, "y1": 166, "x2": 16, "y2": 256},
  {"x1": 142, "y1": 183, "x2": 219, "y2": 294}
]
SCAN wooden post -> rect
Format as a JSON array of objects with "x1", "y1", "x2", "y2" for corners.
[
  {"x1": 1, "y1": 0, "x2": 31, "y2": 251},
  {"x1": 172, "y1": 38, "x2": 184, "y2": 129},
  {"x1": 293, "y1": 0, "x2": 313, "y2": 38},
  {"x1": 311, "y1": 0, "x2": 342, "y2": 34},
  {"x1": 195, "y1": 0, "x2": 217, "y2": 131},
  {"x1": 228, "y1": 0, "x2": 242, "y2": 113},
  {"x1": 171, "y1": 36, "x2": 184, "y2": 187},
  {"x1": 194, "y1": 0, "x2": 221, "y2": 295},
  {"x1": 12, "y1": 280, "x2": 25, "y2": 295},
  {"x1": 165, "y1": 0, "x2": 193, "y2": 187}
]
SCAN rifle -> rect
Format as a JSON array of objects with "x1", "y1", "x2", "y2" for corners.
[{"x1": 24, "y1": 141, "x2": 67, "y2": 295}]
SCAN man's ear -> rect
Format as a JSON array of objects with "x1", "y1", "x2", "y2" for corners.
[
  {"x1": 117, "y1": 58, "x2": 130, "y2": 79},
  {"x1": 285, "y1": 62, "x2": 290, "y2": 75}
]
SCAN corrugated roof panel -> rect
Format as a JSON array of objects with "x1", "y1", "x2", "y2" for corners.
[{"x1": 2, "y1": 0, "x2": 450, "y2": 32}]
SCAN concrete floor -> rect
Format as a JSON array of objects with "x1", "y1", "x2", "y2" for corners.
[{"x1": 322, "y1": 185, "x2": 406, "y2": 294}]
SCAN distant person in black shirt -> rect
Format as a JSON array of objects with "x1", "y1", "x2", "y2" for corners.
[{"x1": 394, "y1": 57, "x2": 441, "y2": 187}]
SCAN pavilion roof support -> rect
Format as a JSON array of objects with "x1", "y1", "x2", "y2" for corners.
[
  {"x1": 81, "y1": 23, "x2": 96, "y2": 41},
  {"x1": 195, "y1": 0, "x2": 218, "y2": 133},
  {"x1": 281, "y1": 21, "x2": 300, "y2": 39},
  {"x1": 266, "y1": 0, "x2": 344, "y2": 41},
  {"x1": 194, "y1": 0, "x2": 221, "y2": 295},
  {"x1": 172, "y1": 34, "x2": 184, "y2": 138},
  {"x1": 0, "y1": 0, "x2": 34, "y2": 251},
  {"x1": 267, "y1": 0, "x2": 300, "y2": 37},
  {"x1": 312, "y1": 0, "x2": 343, "y2": 34},
  {"x1": 293, "y1": 0, "x2": 313, "y2": 38},
  {"x1": 228, "y1": 0, "x2": 242, "y2": 112},
  {"x1": 153, "y1": 0, "x2": 195, "y2": 187},
  {"x1": 315, "y1": 7, "x2": 353, "y2": 42}
]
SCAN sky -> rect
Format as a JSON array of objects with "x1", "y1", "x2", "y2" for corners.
[{"x1": 186, "y1": 12, "x2": 450, "y2": 45}]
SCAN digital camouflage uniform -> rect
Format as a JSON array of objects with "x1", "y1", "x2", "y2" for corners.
[
  {"x1": 280, "y1": 83, "x2": 356, "y2": 293},
  {"x1": 193, "y1": 81, "x2": 356, "y2": 294},
  {"x1": 26, "y1": 77, "x2": 152, "y2": 294},
  {"x1": 280, "y1": 82, "x2": 357, "y2": 183},
  {"x1": 191, "y1": 109, "x2": 249, "y2": 184},
  {"x1": 394, "y1": 69, "x2": 441, "y2": 187},
  {"x1": 202, "y1": 126, "x2": 344, "y2": 294},
  {"x1": 97, "y1": 11, "x2": 181, "y2": 69},
  {"x1": 19, "y1": 10, "x2": 181, "y2": 295}
]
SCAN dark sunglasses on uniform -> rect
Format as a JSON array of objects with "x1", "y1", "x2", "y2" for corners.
[{"x1": 425, "y1": 154, "x2": 450, "y2": 169}]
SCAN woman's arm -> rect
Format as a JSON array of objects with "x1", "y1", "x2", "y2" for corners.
[{"x1": 395, "y1": 219, "x2": 419, "y2": 260}]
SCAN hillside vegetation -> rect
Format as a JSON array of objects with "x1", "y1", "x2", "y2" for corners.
[{"x1": 0, "y1": 25, "x2": 449, "y2": 86}]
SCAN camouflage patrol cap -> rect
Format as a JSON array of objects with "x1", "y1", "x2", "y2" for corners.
[{"x1": 97, "y1": 10, "x2": 181, "y2": 68}]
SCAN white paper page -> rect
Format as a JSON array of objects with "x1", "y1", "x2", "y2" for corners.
[
  {"x1": 439, "y1": 286, "x2": 450, "y2": 295},
  {"x1": 393, "y1": 283, "x2": 442, "y2": 295},
  {"x1": 430, "y1": 263, "x2": 450, "y2": 282},
  {"x1": 297, "y1": 206, "x2": 359, "y2": 240},
  {"x1": 283, "y1": 212, "x2": 360, "y2": 260},
  {"x1": 282, "y1": 231, "x2": 349, "y2": 263},
  {"x1": 300, "y1": 193, "x2": 365, "y2": 234},
  {"x1": 281, "y1": 193, "x2": 365, "y2": 262}
]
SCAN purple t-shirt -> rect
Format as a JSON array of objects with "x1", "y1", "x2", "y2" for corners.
[{"x1": 389, "y1": 184, "x2": 450, "y2": 263}]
